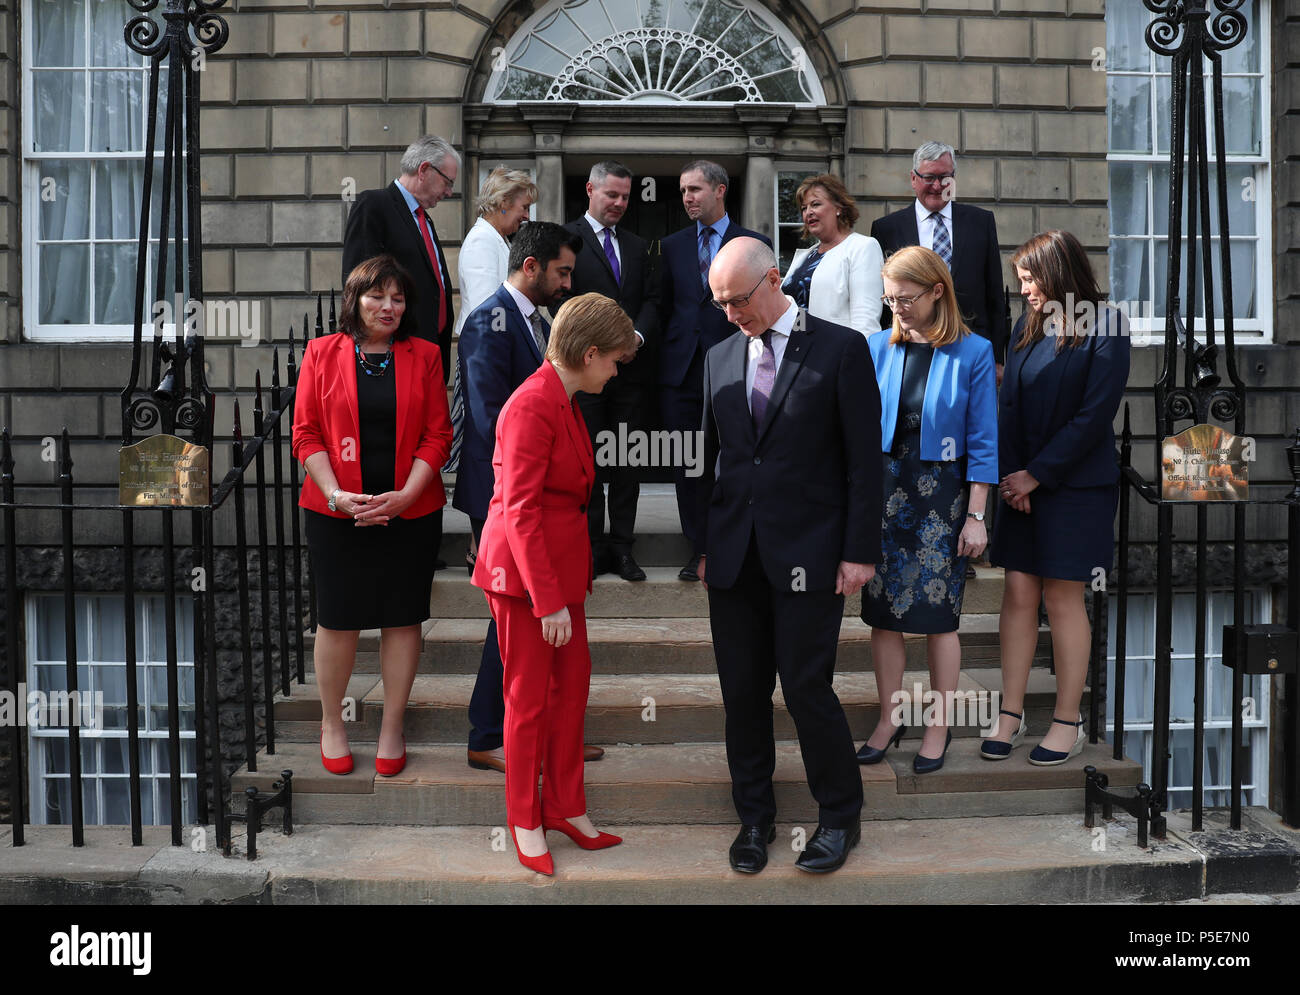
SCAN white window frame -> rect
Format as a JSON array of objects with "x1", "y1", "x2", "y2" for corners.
[
  {"x1": 1105, "y1": 0, "x2": 1272, "y2": 345},
  {"x1": 21, "y1": 0, "x2": 182, "y2": 342},
  {"x1": 26, "y1": 593, "x2": 198, "y2": 827},
  {"x1": 1105, "y1": 589, "x2": 1271, "y2": 809}
]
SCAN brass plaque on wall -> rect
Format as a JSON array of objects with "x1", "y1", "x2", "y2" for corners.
[
  {"x1": 119, "y1": 435, "x2": 210, "y2": 506},
  {"x1": 1161, "y1": 424, "x2": 1248, "y2": 502}
]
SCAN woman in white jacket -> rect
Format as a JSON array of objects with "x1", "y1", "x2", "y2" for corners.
[
  {"x1": 446, "y1": 167, "x2": 537, "y2": 499},
  {"x1": 781, "y1": 174, "x2": 884, "y2": 339}
]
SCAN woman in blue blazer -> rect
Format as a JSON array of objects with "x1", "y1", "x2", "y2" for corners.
[
  {"x1": 860, "y1": 246, "x2": 998, "y2": 774},
  {"x1": 984, "y1": 230, "x2": 1130, "y2": 766}
]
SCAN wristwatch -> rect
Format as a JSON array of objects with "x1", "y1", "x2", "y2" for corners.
[
  {"x1": 966, "y1": 511, "x2": 985, "y2": 521},
  {"x1": 328, "y1": 488, "x2": 342, "y2": 513}
]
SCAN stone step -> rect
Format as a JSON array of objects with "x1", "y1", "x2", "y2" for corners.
[
  {"x1": 307, "y1": 615, "x2": 1052, "y2": 674},
  {"x1": 427, "y1": 565, "x2": 1008, "y2": 619},
  {"x1": 233, "y1": 739, "x2": 1138, "y2": 827},
  {"x1": 274, "y1": 668, "x2": 1085, "y2": 746}
]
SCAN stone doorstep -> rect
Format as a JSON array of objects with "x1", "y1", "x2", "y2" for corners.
[
  {"x1": 4, "y1": 810, "x2": 1296, "y2": 905},
  {"x1": 425, "y1": 566, "x2": 1010, "y2": 618}
]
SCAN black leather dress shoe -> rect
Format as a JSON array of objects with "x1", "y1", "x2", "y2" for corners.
[
  {"x1": 728, "y1": 823, "x2": 776, "y2": 874},
  {"x1": 795, "y1": 824, "x2": 861, "y2": 874},
  {"x1": 615, "y1": 552, "x2": 646, "y2": 582},
  {"x1": 678, "y1": 554, "x2": 702, "y2": 582}
]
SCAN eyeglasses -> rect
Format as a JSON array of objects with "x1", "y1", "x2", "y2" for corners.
[
  {"x1": 428, "y1": 162, "x2": 456, "y2": 192},
  {"x1": 881, "y1": 292, "x2": 928, "y2": 310},
  {"x1": 912, "y1": 169, "x2": 955, "y2": 186},
  {"x1": 710, "y1": 274, "x2": 767, "y2": 311}
]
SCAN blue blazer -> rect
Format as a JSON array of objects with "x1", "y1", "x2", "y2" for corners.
[
  {"x1": 452, "y1": 285, "x2": 545, "y2": 520},
  {"x1": 999, "y1": 306, "x2": 1131, "y2": 490},
  {"x1": 657, "y1": 219, "x2": 770, "y2": 388},
  {"x1": 868, "y1": 329, "x2": 999, "y2": 484}
]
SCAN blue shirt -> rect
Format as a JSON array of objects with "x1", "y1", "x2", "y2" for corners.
[{"x1": 394, "y1": 179, "x2": 444, "y2": 272}]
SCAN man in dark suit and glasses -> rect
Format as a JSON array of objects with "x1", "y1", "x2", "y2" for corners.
[
  {"x1": 659, "y1": 160, "x2": 770, "y2": 582},
  {"x1": 871, "y1": 141, "x2": 1009, "y2": 374},
  {"x1": 343, "y1": 134, "x2": 460, "y2": 568},
  {"x1": 562, "y1": 161, "x2": 661, "y2": 582},
  {"x1": 698, "y1": 237, "x2": 883, "y2": 875}
]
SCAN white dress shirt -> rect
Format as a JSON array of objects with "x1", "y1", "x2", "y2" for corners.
[
  {"x1": 584, "y1": 212, "x2": 621, "y2": 268},
  {"x1": 914, "y1": 198, "x2": 955, "y2": 256},
  {"x1": 503, "y1": 280, "x2": 539, "y2": 326},
  {"x1": 745, "y1": 295, "x2": 798, "y2": 412}
]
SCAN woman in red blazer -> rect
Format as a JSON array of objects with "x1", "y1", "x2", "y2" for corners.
[
  {"x1": 472, "y1": 293, "x2": 637, "y2": 875},
  {"x1": 293, "y1": 255, "x2": 452, "y2": 779}
]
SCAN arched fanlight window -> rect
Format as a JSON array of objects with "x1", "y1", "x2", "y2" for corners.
[{"x1": 486, "y1": 0, "x2": 825, "y2": 104}]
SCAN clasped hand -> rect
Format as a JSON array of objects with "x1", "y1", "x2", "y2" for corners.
[
  {"x1": 999, "y1": 470, "x2": 1038, "y2": 514},
  {"x1": 338, "y1": 489, "x2": 414, "y2": 526}
]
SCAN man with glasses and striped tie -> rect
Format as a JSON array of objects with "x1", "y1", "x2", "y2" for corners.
[{"x1": 870, "y1": 141, "x2": 1009, "y2": 382}]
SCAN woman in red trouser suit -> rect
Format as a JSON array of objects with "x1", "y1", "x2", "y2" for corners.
[{"x1": 472, "y1": 293, "x2": 638, "y2": 875}]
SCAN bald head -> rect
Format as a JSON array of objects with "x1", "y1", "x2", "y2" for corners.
[{"x1": 709, "y1": 236, "x2": 787, "y2": 337}]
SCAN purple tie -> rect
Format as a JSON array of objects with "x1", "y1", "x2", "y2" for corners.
[
  {"x1": 602, "y1": 227, "x2": 622, "y2": 284},
  {"x1": 750, "y1": 330, "x2": 776, "y2": 430}
]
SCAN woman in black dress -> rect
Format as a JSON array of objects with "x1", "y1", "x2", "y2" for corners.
[
  {"x1": 293, "y1": 255, "x2": 453, "y2": 777},
  {"x1": 984, "y1": 230, "x2": 1129, "y2": 765},
  {"x1": 861, "y1": 246, "x2": 998, "y2": 773}
]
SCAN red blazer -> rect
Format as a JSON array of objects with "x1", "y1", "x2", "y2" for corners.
[
  {"x1": 292, "y1": 333, "x2": 452, "y2": 518},
  {"x1": 472, "y1": 362, "x2": 594, "y2": 618}
]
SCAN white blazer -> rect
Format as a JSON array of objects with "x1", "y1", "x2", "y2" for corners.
[
  {"x1": 454, "y1": 216, "x2": 510, "y2": 337},
  {"x1": 782, "y1": 230, "x2": 885, "y2": 339}
]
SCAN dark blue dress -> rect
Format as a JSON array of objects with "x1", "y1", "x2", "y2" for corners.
[{"x1": 862, "y1": 342, "x2": 969, "y2": 634}]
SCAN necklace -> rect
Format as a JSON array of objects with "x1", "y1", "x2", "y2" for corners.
[{"x1": 355, "y1": 343, "x2": 393, "y2": 376}]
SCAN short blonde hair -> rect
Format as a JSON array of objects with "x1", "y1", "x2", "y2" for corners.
[
  {"x1": 881, "y1": 245, "x2": 970, "y2": 348},
  {"x1": 546, "y1": 293, "x2": 636, "y2": 369},
  {"x1": 476, "y1": 166, "x2": 538, "y2": 217}
]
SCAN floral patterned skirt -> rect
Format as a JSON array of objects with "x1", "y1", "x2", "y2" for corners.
[{"x1": 861, "y1": 436, "x2": 969, "y2": 634}]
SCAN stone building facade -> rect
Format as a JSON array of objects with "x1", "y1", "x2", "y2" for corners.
[{"x1": 0, "y1": 0, "x2": 1297, "y2": 820}]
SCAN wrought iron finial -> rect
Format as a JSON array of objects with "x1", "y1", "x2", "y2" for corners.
[
  {"x1": 329, "y1": 289, "x2": 337, "y2": 334},
  {"x1": 1287, "y1": 429, "x2": 1300, "y2": 503},
  {"x1": 315, "y1": 296, "x2": 323, "y2": 339},
  {"x1": 1143, "y1": 0, "x2": 1247, "y2": 57},
  {"x1": 125, "y1": 0, "x2": 230, "y2": 61}
]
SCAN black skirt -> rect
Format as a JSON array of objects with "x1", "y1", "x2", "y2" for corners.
[{"x1": 305, "y1": 509, "x2": 436, "y2": 630}]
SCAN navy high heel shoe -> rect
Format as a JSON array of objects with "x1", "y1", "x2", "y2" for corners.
[
  {"x1": 1028, "y1": 715, "x2": 1086, "y2": 766},
  {"x1": 912, "y1": 729, "x2": 952, "y2": 774},
  {"x1": 856, "y1": 724, "x2": 907, "y2": 765},
  {"x1": 980, "y1": 708, "x2": 1027, "y2": 760}
]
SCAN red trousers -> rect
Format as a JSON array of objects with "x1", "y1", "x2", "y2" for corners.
[{"x1": 486, "y1": 593, "x2": 591, "y2": 829}]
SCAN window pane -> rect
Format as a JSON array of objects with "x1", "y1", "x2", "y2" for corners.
[
  {"x1": 43, "y1": 777, "x2": 71, "y2": 824},
  {"x1": 35, "y1": 598, "x2": 68, "y2": 661},
  {"x1": 1105, "y1": 0, "x2": 1151, "y2": 72},
  {"x1": 95, "y1": 159, "x2": 144, "y2": 240},
  {"x1": 1107, "y1": 162, "x2": 1147, "y2": 237},
  {"x1": 39, "y1": 161, "x2": 91, "y2": 240},
  {"x1": 1154, "y1": 75, "x2": 1171, "y2": 157},
  {"x1": 33, "y1": 70, "x2": 86, "y2": 152},
  {"x1": 94, "y1": 243, "x2": 139, "y2": 325},
  {"x1": 39, "y1": 244, "x2": 91, "y2": 325},
  {"x1": 1108, "y1": 239, "x2": 1150, "y2": 316},
  {"x1": 1107, "y1": 76, "x2": 1152, "y2": 154},
  {"x1": 33, "y1": 0, "x2": 86, "y2": 67},
  {"x1": 91, "y1": 595, "x2": 126, "y2": 661},
  {"x1": 89, "y1": 70, "x2": 143, "y2": 153},
  {"x1": 89, "y1": 0, "x2": 135, "y2": 67},
  {"x1": 777, "y1": 173, "x2": 803, "y2": 225},
  {"x1": 1220, "y1": 76, "x2": 1261, "y2": 155},
  {"x1": 102, "y1": 779, "x2": 131, "y2": 824},
  {"x1": 1219, "y1": 0, "x2": 1260, "y2": 74}
]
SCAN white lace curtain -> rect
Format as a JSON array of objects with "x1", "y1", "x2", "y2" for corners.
[{"x1": 32, "y1": 0, "x2": 174, "y2": 330}]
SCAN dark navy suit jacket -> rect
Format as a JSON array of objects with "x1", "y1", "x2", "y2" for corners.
[
  {"x1": 658, "y1": 219, "x2": 770, "y2": 388},
  {"x1": 999, "y1": 307, "x2": 1131, "y2": 490},
  {"x1": 452, "y1": 285, "x2": 545, "y2": 520}
]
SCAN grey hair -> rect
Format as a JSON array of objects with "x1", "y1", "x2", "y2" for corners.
[
  {"x1": 400, "y1": 135, "x2": 461, "y2": 176},
  {"x1": 476, "y1": 166, "x2": 538, "y2": 216},
  {"x1": 681, "y1": 159, "x2": 729, "y2": 190},
  {"x1": 912, "y1": 141, "x2": 957, "y2": 172},
  {"x1": 589, "y1": 160, "x2": 632, "y2": 185}
]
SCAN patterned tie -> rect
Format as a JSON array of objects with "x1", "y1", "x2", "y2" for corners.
[
  {"x1": 415, "y1": 207, "x2": 449, "y2": 334},
  {"x1": 750, "y1": 330, "x2": 776, "y2": 430},
  {"x1": 930, "y1": 211, "x2": 952, "y2": 269},
  {"x1": 699, "y1": 225, "x2": 715, "y2": 288},
  {"x1": 528, "y1": 310, "x2": 548, "y2": 358},
  {"x1": 602, "y1": 227, "x2": 622, "y2": 284}
]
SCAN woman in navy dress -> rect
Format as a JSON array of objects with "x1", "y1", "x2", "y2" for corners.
[
  {"x1": 984, "y1": 230, "x2": 1130, "y2": 765},
  {"x1": 860, "y1": 246, "x2": 998, "y2": 773}
]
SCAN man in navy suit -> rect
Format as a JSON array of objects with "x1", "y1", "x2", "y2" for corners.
[
  {"x1": 699, "y1": 237, "x2": 883, "y2": 875},
  {"x1": 453, "y1": 222, "x2": 606, "y2": 771},
  {"x1": 343, "y1": 135, "x2": 459, "y2": 571},
  {"x1": 562, "y1": 161, "x2": 661, "y2": 582},
  {"x1": 659, "y1": 160, "x2": 770, "y2": 581},
  {"x1": 871, "y1": 141, "x2": 1009, "y2": 372}
]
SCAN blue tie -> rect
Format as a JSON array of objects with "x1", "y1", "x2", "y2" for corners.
[
  {"x1": 931, "y1": 212, "x2": 952, "y2": 269},
  {"x1": 699, "y1": 226, "x2": 715, "y2": 288}
]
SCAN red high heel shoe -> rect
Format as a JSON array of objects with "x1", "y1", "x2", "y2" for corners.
[
  {"x1": 542, "y1": 816, "x2": 622, "y2": 850},
  {"x1": 375, "y1": 736, "x2": 406, "y2": 777},
  {"x1": 510, "y1": 825, "x2": 554, "y2": 876},
  {"x1": 320, "y1": 726, "x2": 353, "y2": 775}
]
